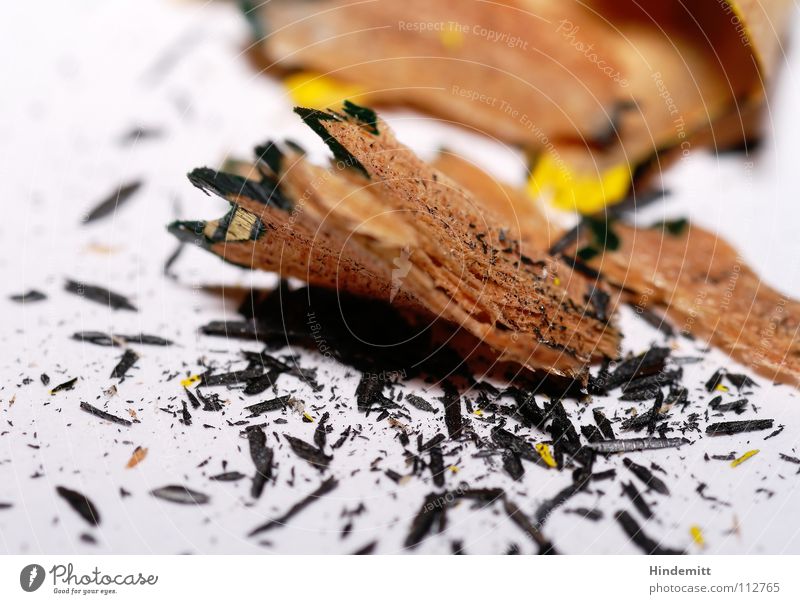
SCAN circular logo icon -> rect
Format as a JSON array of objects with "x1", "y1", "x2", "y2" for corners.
[{"x1": 20, "y1": 564, "x2": 45, "y2": 592}]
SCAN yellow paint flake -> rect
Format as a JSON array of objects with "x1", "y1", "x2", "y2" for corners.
[
  {"x1": 690, "y1": 525, "x2": 705, "y2": 548},
  {"x1": 535, "y1": 443, "x2": 557, "y2": 468},
  {"x1": 473, "y1": 409, "x2": 484, "y2": 417},
  {"x1": 528, "y1": 153, "x2": 630, "y2": 214},
  {"x1": 284, "y1": 71, "x2": 366, "y2": 109},
  {"x1": 715, "y1": 384, "x2": 730, "y2": 392},
  {"x1": 439, "y1": 24, "x2": 464, "y2": 50},
  {"x1": 126, "y1": 446, "x2": 148, "y2": 469},
  {"x1": 553, "y1": 277, "x2": 561, "y2": 286},
  {"x1": 449, "y1": 465, "x2": 459, "y2": 473},
  {"x1": 731, "y1": 449, "x2": 759, "y2": 468},
  {"x1": 180, "y1": 375, "x2": 201, "y2": 387},
  {"x1": 303, "y1": 412, "x2": 314, "y2": 422}
]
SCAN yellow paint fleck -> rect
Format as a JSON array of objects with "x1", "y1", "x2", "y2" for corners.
[
  {"x1": 535, "y1": 443, "x2": 558, "y2": 468},
  {"x1": 528, "y1": 154, "x2": 630, "y2": 214},
  {"x1": 731, "y1": 449, "x2": 759, "y2": 468},
  {"x1": 553, "y1": 277, "x2": 561, "y2": 286},
  {"x1": 284, "y1": 71, "x2": 366, "y2": 109},
  {"x1": 181, "y1": 375, "x2": 201, "y2": 387},
  {"x1": 439, "y1": 24, "x2": 464, "y2": 50},
  {"x1": 690, "y1": 525, "x2": 705, "y2": 548},
  {"x1": 303, "y1": 412, "x2": 314, "y2": 422},
  {"x1": 715, "y1": 384, "x2": 729, "y2": 392},
  {"x1": 449, "y1": 465, "x2": 459, "y2": 473},
  {"x1": 473, "y1": 409, "x2": 484, "y2": 417}
]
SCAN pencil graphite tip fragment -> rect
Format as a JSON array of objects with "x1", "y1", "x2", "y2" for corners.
[{"x1": 167, "y1": 220, "x2": 209, "y2": 249}]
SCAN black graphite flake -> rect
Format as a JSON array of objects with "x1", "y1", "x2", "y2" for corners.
[
  {"x1": 764, "y1": 425, "x2": 785, "y2": 440},
  {"x1": 73, "y1": 331, "x2": 172, "y2": 346},
  {"x1": 726, "y1": 373, "x2": 759, "y2": 390},
  {"x1": 592, "y1": 408, "x2": 615, "y2": 439},
  {"x1": 615, "y1": 510, "x2": 684, "y2": 555},
  {"x1": 705, "y1": 368, "x2": 726, "y2": 392},
  {"x1": 195, "y1": 389, "x2": 224, "y2": 412},
  {"x1": 385, "y1": 469, "x2": 404, "y2": 483},
  {"x1": 592, "y1": 469, "x2": 617, "y2": 481},
  {"x1": 40, "y1": 374, "x2": 50, "y2": 386},
  {"x1": 502, "y1": 450, "x2": 524, "y2": 481},
  {"x1": 200, "y1": 319, "x2": 266, "y2": 341},
  {"x1": 210, "y1": 472, "x2": 246, "y2": 481},
  {"x1": 419, "y1": 433, "x2": 446, "y2": 452},
  {"x1": 405, "y1": 393, "x2": 437, "y2": 413},
  {"x1": 110, "y1": 349, "x2": 138, "y2": 380},
  {"x1": 353, "y1": 541, "x2": 377, "y2": 555},
  {"x1": 249, "y1": 477, "x2": 338, "y2": 536},
  {"x1": 242, "y1": 350, "x2": 320, "y2": 391},
  {"x1": 184, "y1": 387, "x2": 201, "y2": 409},
  {"x1": 491, "y1": 427, "x2": 537, "y2": 463},
  {"x1": 429, "y1": 447, "x2": 445, "y2": 487},
  {"x1": 314, "y1": 412, "x2": 330, "y2": 450},
  {"x1": 586, "y1": 286, "x2": 610, "y2": 323},
  {"x1": 621, "y1": 481, "x2": 653, "y2": 519},
  {"x1": 65, "y1": 279, "x2": 137, "y2": 311},
  {"x1": 200, "y1": 367, "x2": 263, "y2": 387},
  {"x1": 179, "y1": 400, "x2": 192, "y2": 425},
  {"x1": 50, "y1": 377, "x2": 78, "y2": 394},
  {"x1": 581, "y1": 425, "x2": 604, "y2": 443},
  {"x1": 332, "y1": 426, "x2": 351, "y2": 449},
  {"x1": 623, "y1": 458, "x2": 669, "y2": 495},
  {"x1": 150, "y1": 485, "x2": 210, "y2": 505},
  {"x1": 285, "y1": 435, "x2": 331, "y2": 471},
  {"x1": 56, "y1": 486, "x2": 101, "y2": 526},
  {"x1": 709, "y1": 398, "x2": 748, "y2": 414},
  {"x1": 10, "y1": 290, "x2": 46, "y2": 303},
  {"x1": 565, "y1": 508, "x2": 603, "y2": 521},
  {"x1": 587, "y1": 437, "x2": 689, "y2": 453},
  {"x1": 779, "y1": 453, "x2": 800, "y2": 465},
  {"x1": 533, "y1": 473, "x2": 591, "y2": 529},
  {"x1": 356, "y1": 375, "x2": 393, "y2": 413},
  {"x1": 404, "y1": 492, "x2": 447, "y2": 549},
  {"x1": 620, "y1": 407, "x2": 665, "y2": 433},
  {"x1": 440, "y1": 383, "x2": 463, "y2": 439},
  {"x1": 503, "y1": 497, "x2": 555, "y2": 554},
  {"x1": 245, "y1": 395, "x2": 290, "y2": 417},
  {"x1": 79, "y1": 402, "x2": 132, "y2": 426},
  {"x1": 619, "y1": 386, "x2": 662, "y2": 402},
  {"x1": 243, "y1": 371, "x2": 278, "y2": 395},
  {"x1": 620, "y1": 369, "x2": 682, "y2": 397},
  {"x1": 603, "y1": 346, "x2": 670, "y2": 391},
  {"x1": 248, "y1": 427, "x2": 274, "y2": 499},
  {"x1": 706, "y1": 419, "x2": 774, "y2": 436},
  {"x1": 82, "y1": 180, "x2": 142, "y2": 224}
]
